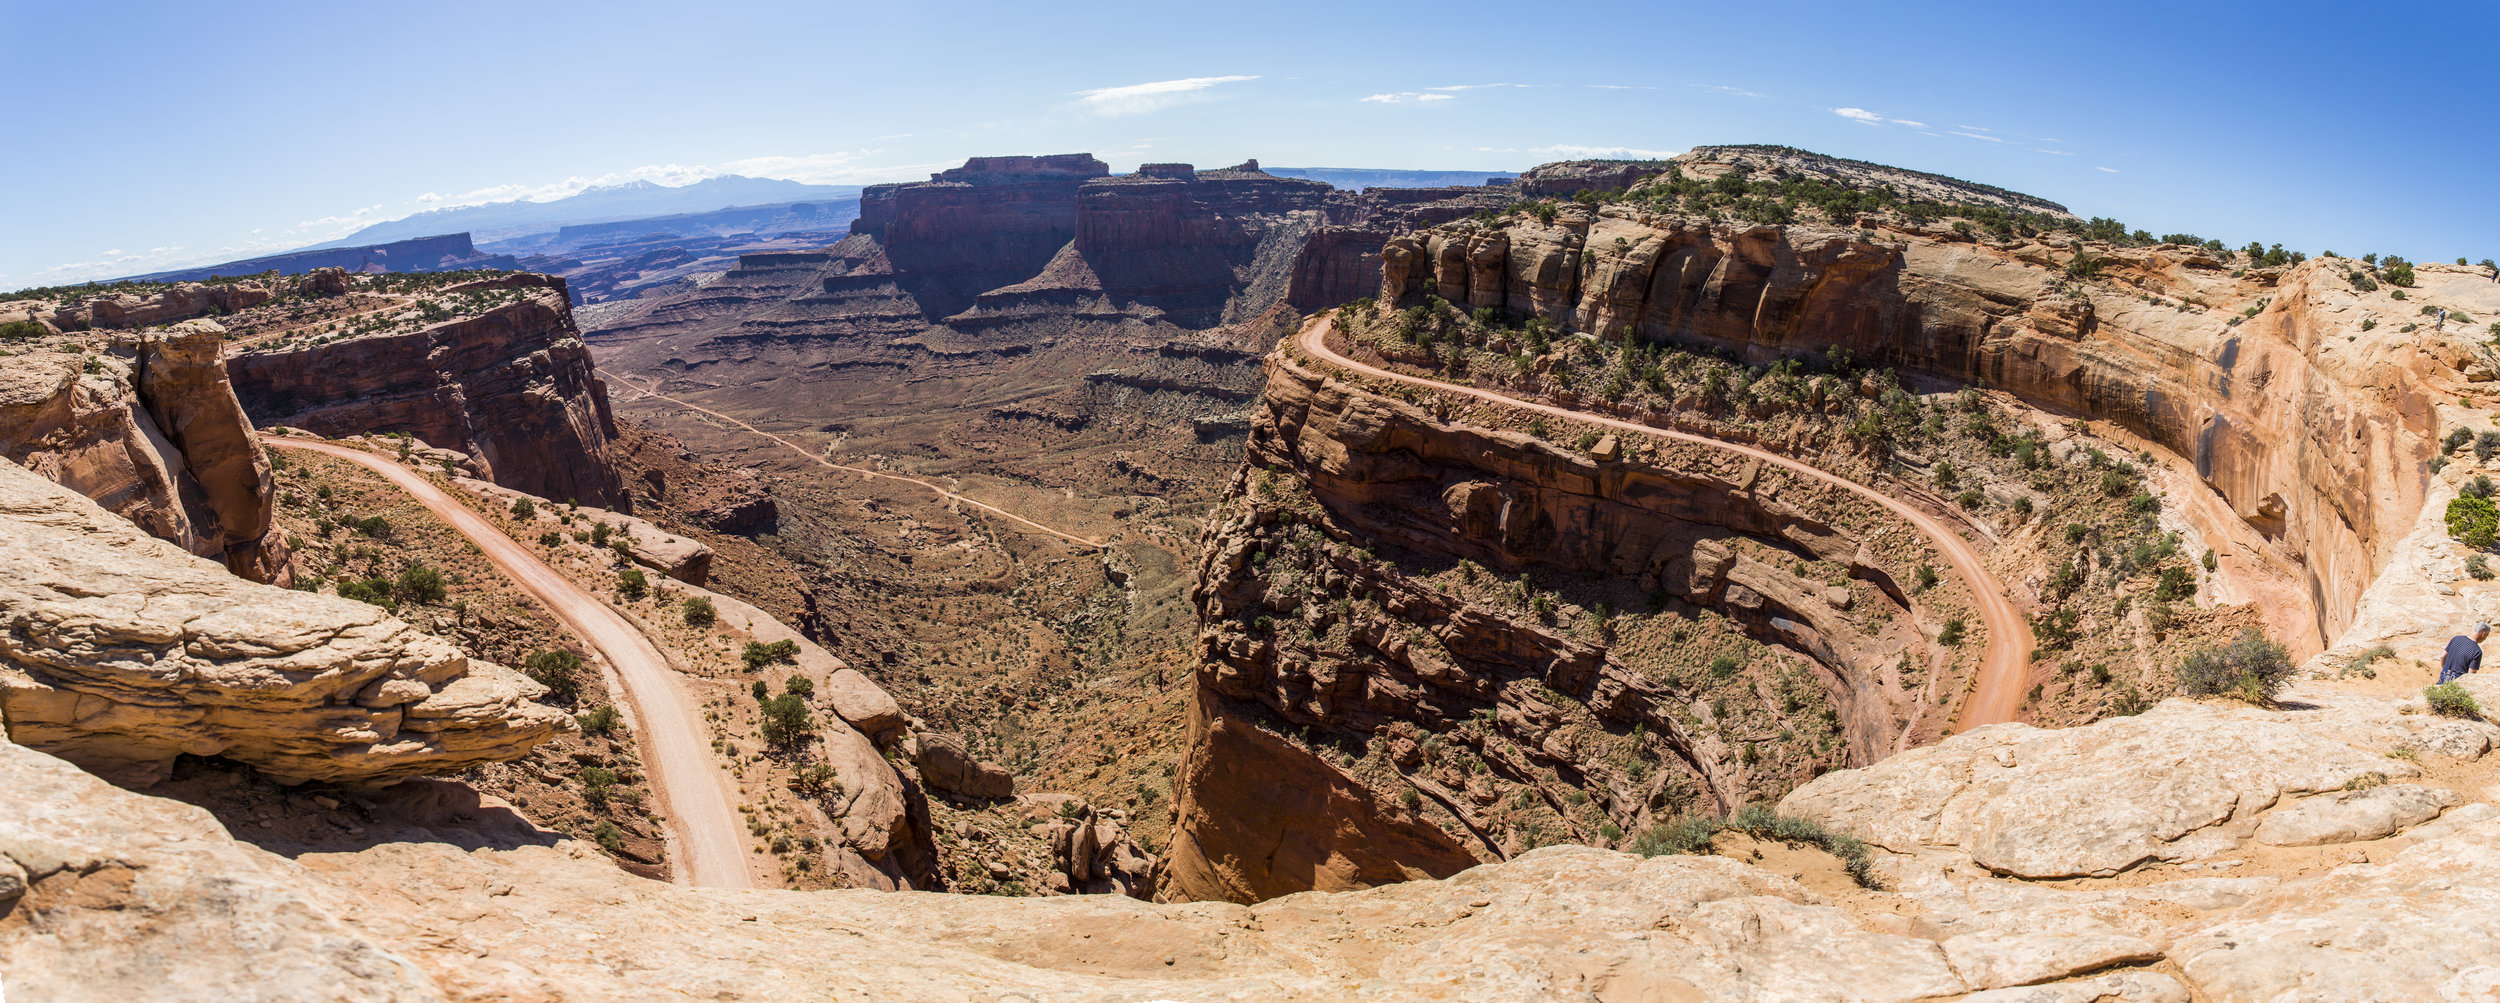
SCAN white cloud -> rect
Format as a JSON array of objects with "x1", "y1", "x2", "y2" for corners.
[
  {"x1": 1426, "y1": 83, "x2": 1532, "y2": 91},
  {"x1": 2034, "y1": 148, "x2": 2075, "y2": 156},
  {"x1": 1362, "y1": 91, "x2": 1455, "y2": 104},
  {"x1": 2095, "y1": 166, "x2": 2121, "y2": 173},
  {"x1": 1948, "y1": 130, "x2": 2005, "y2": 143},
  {"x1": 1835, "y1": 107, "x2": 1924, "y2": 128},
  {"x1": 1073, "y1": 75, "x2": 1256, "y2": 116},
  {"x1": 1693, "y1": 84, "x2": 1767, "y2": 98}
]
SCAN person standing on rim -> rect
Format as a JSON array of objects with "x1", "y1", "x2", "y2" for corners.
[{"x1": 2441, "y1": 623, "x2": 2490, "y2": 684}]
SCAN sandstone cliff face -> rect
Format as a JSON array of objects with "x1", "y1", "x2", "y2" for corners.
[
  {"x1": 1165, "y1": 351, "x2": 1967, "y2": 902},
  {"x1": 0, "y1": 457, "x2": 567, "y2": 786},
  {"x1": 0, "y1": 320, "x2": 290, "y2": 582},
  {"x1": 1381, "y1": 202, "x2": 2448, "y2": 655},
  {"x1": 225, "y1": 276, "x2": 627, "y2": 508}
]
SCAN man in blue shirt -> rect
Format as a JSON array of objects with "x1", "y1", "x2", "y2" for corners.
[{"x1": 2440, "y1": 623, "x2": 2489, "y2": 684}]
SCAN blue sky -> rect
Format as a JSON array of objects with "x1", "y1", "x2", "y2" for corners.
[{"x1": 5, "y1": 0, "x2": 2496, "y2": 288}]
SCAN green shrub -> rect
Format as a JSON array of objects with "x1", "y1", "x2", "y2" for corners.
[
  {"x1": 576, "y1": 705, "x2": 621, "y2": 736},
  {"x1": 751, "y1": 679, "x2": 769, "y2": 701},
  {"x1": 592, "y1": 821, "x2": 625, "y2": 853},
  {"x1": 394, "y1": 563, "x2": 446, "y2": 604},
  {"x1": 1956, "y1": 490, "x2": 1984, "y2": 510},
  {"x1": 2479, "y1": 432, "x2": 2500, "y2": 463},
  {"x1": 791, "y1": 762, "x2": 840, "y2": 795},
  {"x1": 616, "y1": 567, "x2": 648, "y2": 601},
  {"x1": 785, "y1": 674, "x2": 814, "y2": 699},
  {"x1": 1629, "y1": 805, "x2": 1878, "y2": 887},
  {"x1": 580, "y1": 766, "x2": 618, "y2": 807},
  {"x1": 2448, "y1": 494, "x2": 2500, "y2": 548},
  {"x1": 760, "y1": 693, "x2": 813, "y2": 747},
  {"x1": 335, "y1": 577, "x2": 398, "y2": 612},
  {"x1": 2202, "y1": 548, "x2": 2218, "y2": 571},
  {"x1": 352, "y1": 515, "x2": 392, "y2": 538},
  {"x1": 2445, "y1": 428, "x2": 2475, "y2": 454},
  {"x1": 1913, "y1": 564, "x2": 1938, "y2": 591},
  {"x1": 681, "y1": 596, "x2": 716, "y2": 627},
  {"x1": 2176, "y1": 628, "x2": 2296, "y2": 704},
  {"x1": 590, "y1": 522, "x2": 612, "y2": 546},
  {"x1": 525, "y1": 649, "x2": 584, "y2": 702},
  {"x1": 2473, "y1": 554, "x2": 2495, "y2": 581},
  {"x1": 539, "y1": 531, "x2": 563, "y2": 547},
  {"x1": 1939, "y1": 618, "x2": 1966, "y2": 647},
  {"x1": 2155, "y1": 565, "x2": 2195, "y2": 601},
  {"x1": 509, "y1": 497, "x2": 536, "y2": 519},
  {"x1": 741, "y1": 639, "x2": 799, "y2": 670},
  {"x1": 2424, "y1": 682, "x2": 2483, "y2": 719},
  {"x1": 0, "y1": 319, "x2": 48, "y2": 340},
  {"x1": 1708, "y1": 654, "x2": 1741, "y2": 678}
]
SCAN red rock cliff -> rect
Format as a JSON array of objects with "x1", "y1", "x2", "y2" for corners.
[{"x1": 225, "y1": 276, "x2": 626, "y2": 507}]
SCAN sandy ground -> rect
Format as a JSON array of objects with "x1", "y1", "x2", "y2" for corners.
[
  {"x1": 607, "y1": 373, "x2": 1104, "y2": 550},
  {"x1": 265, "y1": 436, "x2": 755, "y2": 889},
  {"x1": 1296, "y1": 313, "x2": 2037, "y2": 727}
]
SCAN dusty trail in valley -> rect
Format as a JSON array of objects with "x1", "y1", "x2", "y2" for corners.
[
  {"x1": 609, "y1": 374, "x2": 1104, "y2": 551},
  {"x1": 266, "y1": 437, "x2": 756, "y2": 889},
  {"x1": 1294, "y1": 314, "x2": 2034, "y2": 729}
]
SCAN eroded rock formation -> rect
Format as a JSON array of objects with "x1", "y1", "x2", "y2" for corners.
[
  {"x1": 1378, "y1": 149, "x2": 2456, "y2": 657},
  {"x1": 225, "y1": 274, "x2": 628, "y2": 507},
  {"x1": 0, "y1": 320, "x2": 290, "y2": 582},
  {"x1": 0, "y1": 457, "x2": 567, "y2": 786},
  {"x1": 1164, "y1": 350, "x2": 1967, "y2": 902}
]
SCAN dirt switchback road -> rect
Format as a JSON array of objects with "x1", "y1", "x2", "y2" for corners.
[
  {"x1": 267, "y1": 437, "x2": 754, "y2": 889},
  {"x1": 1295, "y1": 315, "x2": 2034, "y2": 729},
  {"x1": 610, "y1": 374, "x2": 1104, "y2": 551}
]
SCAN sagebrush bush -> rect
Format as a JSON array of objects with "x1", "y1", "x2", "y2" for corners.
[
  {"x1": 1629, "y1": 805, "x2": 1879, "y2": 887},
  {"x1": 681, "y1": 596, "x2": 716, "y2": 627},
  {"x1": 2425, "y1": 682, "x2": 2483, "y2": 720},
  {"x1": 741, "y1": 639, "x2": 799, "y2": 670},
  {"x1": 2177, "y1": 628, "x2": 2296, "y2": 704},
  {"x1": 2449, "y1": 495, "x2": 2500, "y2": 548}
]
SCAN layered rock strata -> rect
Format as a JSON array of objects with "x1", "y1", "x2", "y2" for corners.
[
  {"x1": 0, "y1": 320, "x2": 290, "y2": 582},
  {"x1": 225, "y1": 275, "x2": 628, "y2": 508},
  {"x1": 1379, "y1": 153, "x2": 2458, "y2": 656},
  {"x1": 0, "y1": 457, "x2": 566, "y2": 786},
  {"x1": 1166, "y1": 350, "x2": 1964, "y2": 902}
]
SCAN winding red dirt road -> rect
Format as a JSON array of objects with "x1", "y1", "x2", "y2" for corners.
[
  {"x1": 267, "y1": 437, "x2": 755, "y2": 888},
  {"x1": 608, "y1": 374, "x2": 1104, "y2": 551},
  {"x1": 1295, "y1": 315, "x2": 2033, "y2": 728}
]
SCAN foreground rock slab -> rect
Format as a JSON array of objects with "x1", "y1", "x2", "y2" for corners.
[
  {"x1": 1779, "y1": 697, "x2": 2462, "y2": 877},
  {"x1": 0, "y1": 457, "x2": 566, "y2": 785}
]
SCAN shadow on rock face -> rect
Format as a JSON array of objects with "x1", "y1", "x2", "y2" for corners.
[{"x1": 145, "y1": 755, "x2": 568, "y2": 859}]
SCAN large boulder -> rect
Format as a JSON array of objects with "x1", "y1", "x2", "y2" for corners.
[
  {"x1": 914, "y1": 732, "x2": 1014, "y2": 799},
  {"x1": 1780, "y1": 697, "x2": 2419, "y2": 877}
]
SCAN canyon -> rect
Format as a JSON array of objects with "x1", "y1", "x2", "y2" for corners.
[{"x1": 9, "y1": 144, "x2": 2500, "y2": 1000}]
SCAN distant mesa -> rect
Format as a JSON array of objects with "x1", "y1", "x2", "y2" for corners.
[{"x1": 118, "y1": 232, "x2": 517, "y2": 284}]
